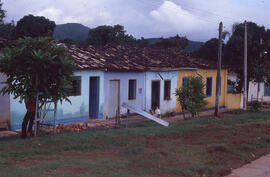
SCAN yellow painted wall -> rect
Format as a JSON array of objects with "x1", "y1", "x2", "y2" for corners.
[
  {"x1": 226, "y1": 93, "x2": 242, "y2": 109},
  {"x1": 176, "y1": 69, "x2": 228, "y2": 112}
]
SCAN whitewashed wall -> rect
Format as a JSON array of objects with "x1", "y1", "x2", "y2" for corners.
[{"x1": 103, "y1": 72, "x2": 145, "y2": 118}]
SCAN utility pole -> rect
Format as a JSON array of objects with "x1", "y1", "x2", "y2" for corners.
[
  {"x1": 243, "y1": 21, "x2": 248, "y2": 110},
  {"x1": 214, "y1": 22, "x2": 223, "y2": 117},
  {"x1": 257, "y1": 38, "x2": 263, "y2": 100}
]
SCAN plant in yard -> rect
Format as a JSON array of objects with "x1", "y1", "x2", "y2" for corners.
[
  {"x1": 249, "y1": 100, "x2": 262, "y2": 112},
  {"x1": 175, "y1": 76, "x2": 208, "y2": 118},
  {"x1": 0, "y1": 37, "x2": 75, "y2": 103}
]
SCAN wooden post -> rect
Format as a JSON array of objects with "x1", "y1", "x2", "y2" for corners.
[
  {"x1": 257, "y1": 38, "x2": 263, "y2": 100},
  {"x1": 34, "y1": 92, "x2": 39, "y2": 136},
  {"x1": 53, "y1": 102, "x2": 57, "y2": 134},
  {"x1": 214, "y1": 22, "x2": 223, "y2": 116},
  {"x1": 243, "y1": 21, "x2": 248, "y2": 110},
  {"x1": 126, "y1": 109, "x2": 129, "y2": 128}
]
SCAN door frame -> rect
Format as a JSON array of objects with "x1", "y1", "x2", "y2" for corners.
[
  {"x1": 109, "y1": 79, "x2": 121, "y2": 118},
  {"x1": 151, "y1": 80, "x2": 160, "y2": 109},
  {"x1": 89, "y1": 76, "x2": 100, "y2": 119}
]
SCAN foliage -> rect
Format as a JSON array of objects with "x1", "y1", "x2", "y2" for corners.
[
  {"x1": 0, "y1": 1, "x2": 15, "y2": 40},
  {"x1": 88, "y1": 24, "x2": 137, "y2": 46},
  {"x1": 13, "y1": 14, "x2": 56, "y2": 39},
  {"x1": 249, "y1": 100, "x2": 262, "y2": 112},
  {"x1": 0, "y1": 37, "x2": 75, "y2": 103},
  {"x1": 154, "y1": 35, "x2": 188, "y2": 49},
  {"x1": 0, "y1": 0, "x2": 5, "y2": 24},
  {"x1": 225, "y1": 21, "x2": 270, "y2": 92},
  {"x1": 184, "y1": 40, "x2": 203, "y2": 53},
  {"x1": 175, "y1": 76, "x2": 207, "y2": 117},
  {"x1": 0, "y1": 21, "x2": 15, "y2": 39},
  {"x1": 227, "y1": 79, "x2": 241, "y2": 93},
  {"x1": 194, "y1": 38, "x2": 220, "y2": 61}
]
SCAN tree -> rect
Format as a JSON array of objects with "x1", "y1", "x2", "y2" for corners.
[
  {"x1": 0, "y1": 0, "x2": 5, "y2": 24},
  {"x1": 0, "y1": 21, "x2": 15, "y2": 39},
  {"x1": 224, "y1": 21, "x2": 270, "y2": 93},
  {"x1": 88, "y1": 24, "x2": 137, "y2": 46},
  {"x1": 0, "y1": 37, "x2": 75, "y2": 103},
  {"x1": 0, "y1": 1, "x2": 15, "y2": 39},
  {"x1": 154, "y1": 35, "x2": 189, "y2": 49},
  {"x1": 13, "y1": 15, "x2": 56, "y2": 39},
  {"x1": 175, "y1": 76, "x2": 207, "y2": 118},
  {"x1": 194, "y1": 38, "x2": 219, "y2": 61}
]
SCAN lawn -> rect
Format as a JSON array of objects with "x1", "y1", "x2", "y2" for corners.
[{"x1": 1, "y1": 111, "x2": 270, "y2": 177}]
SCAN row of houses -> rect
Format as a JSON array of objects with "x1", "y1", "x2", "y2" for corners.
[{"x1": 0, "y1": 40, "x2": 262, "y2": 130}]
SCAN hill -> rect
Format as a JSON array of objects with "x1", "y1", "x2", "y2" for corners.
[
  {"x1": 53, "y1": 23, "x2": 90, "y2": 41},
  {"x1": 53, "y1": 23, "x2": 203, "y2": 52},
  {"x1": 185, "y1": 40, "x2": 204, "y2": 53}
]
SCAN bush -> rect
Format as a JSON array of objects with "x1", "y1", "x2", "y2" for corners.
[
  {"x1": 249, "y1": 100, "x2": 262, "y2": 112},
  {"x1": 175, "y1": 76, "x2": 208, "y2": 117}
]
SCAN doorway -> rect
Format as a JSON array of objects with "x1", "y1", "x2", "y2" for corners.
[
  {"x1": 151, "y1": 81, "x2": 160, "y2": 109},
  {"x1": 89, "y1": 77, "x2": 100, "y2": 119},
  {"x1": 108, "y1": 80, "x2": 120, "y2": 118}
]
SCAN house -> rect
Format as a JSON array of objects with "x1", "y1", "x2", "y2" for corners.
[
  {"x1": 0, "y1": 38, "x2": 15, "y2": 129},
  {"x1": 67, "y1": 45, "x2": 180, "y2": 117},
  {"x1": 1, "y1": 43, "x2": 238, "y2": 130},
  {"x1": 248, "y1": 82, "x2": 270, "y2": 102},
  {"x1": 227, "y1": 72, "x2": 270, "y2": 105}
]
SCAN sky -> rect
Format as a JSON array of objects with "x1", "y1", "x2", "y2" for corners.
[{"x1": 2, "y1": 0, "x2": 270, "y2": 42}]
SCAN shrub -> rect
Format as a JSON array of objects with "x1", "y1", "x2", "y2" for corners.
[
  {"x1": 175, "y1": 76, "x2": 208, "y2": 117},
  {"x1": 249, "y1": 100, "x2": 262, "y2": 112}
]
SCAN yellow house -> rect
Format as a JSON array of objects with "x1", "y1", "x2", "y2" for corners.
[{"x1": 176, "y1": 68, "x2": 229, "y2": 113}]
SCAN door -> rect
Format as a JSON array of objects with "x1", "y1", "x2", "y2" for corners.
[
  {"x1": 151, "y1": 81, "x2": 160, "y2": 109},
  {"x1": 108, "y1": 80, "x2": 120, "y2": 118},
  {"x1": 89, "y1": 77, "x2": 100, "y2": 119}
]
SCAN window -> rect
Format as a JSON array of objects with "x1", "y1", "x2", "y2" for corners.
[
  {"x1": 264, "y1": 84, "x2": 270, "y2": 96},
  {"x1": 70, "y1": 76, "x2": 81, "y2": 96},
  {"x1": 182, "y1": 77, "x2": 188, "y2": 87},
  {"x1": 206, "y1": 77, "x2": 212, "y2": 97},
  {"x1": 128, "y1": 79, "x2": 136, "y2": 100},
  {"x1": 164, "y1": 80, "x2": 171, "y2": 100}
]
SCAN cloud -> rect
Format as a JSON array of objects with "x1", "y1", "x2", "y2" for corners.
[
  {"x1": 149, "y1": 1, "x2": 215, "y2": 40},
  {"x1": 37, "y1": 7, "x2": 63, "y2": 23},
  {"x1": 2, "y1": 0, "x2": 270, "y2": 41},
  {"x1": 150, "y1": 1, "x2": 205, "y2": 32}
]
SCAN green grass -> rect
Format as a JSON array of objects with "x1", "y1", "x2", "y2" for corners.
[{"x1": 1, "y1": 111, "x2": 270, "y2": 177}]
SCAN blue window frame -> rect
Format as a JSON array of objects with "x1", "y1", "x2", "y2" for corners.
[
  {"x1": 70, "y1": 76, "x2": 81, "y2": 96},
  {"x1": 206, "y1": 77, "x2": 212, "y2": 97},
  {"x1": 182, "y1": 77, "x2": 188, "y2": 87},
  {"x1": 264, "y1": 84, "x2": 270, "y2": 96}
]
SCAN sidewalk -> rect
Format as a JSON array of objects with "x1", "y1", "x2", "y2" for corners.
[{"x1": 226, "y1": 153, "x2": 270, "y2": 177}]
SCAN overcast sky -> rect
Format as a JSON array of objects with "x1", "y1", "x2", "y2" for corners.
[{"x1": 2, "y1": 0, "x2": 270, "y2": 42}]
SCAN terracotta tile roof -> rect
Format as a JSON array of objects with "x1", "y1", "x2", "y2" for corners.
[{"x1": 67, "y1": 44, "x2": 223, "y2": 71}]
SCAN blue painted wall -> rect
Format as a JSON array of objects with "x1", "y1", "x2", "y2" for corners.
[
  {"x1": 145, "y1": 71, "x2": 178, "y2": 114},
  {"x1": 104, "y1": 72, "x2": 145, "y2": 118},
  {"x1": 10, "y1": 70, "x2": 104, "y2": 130}
]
